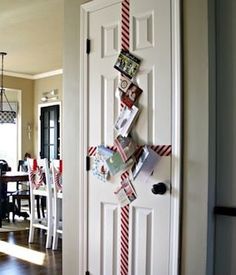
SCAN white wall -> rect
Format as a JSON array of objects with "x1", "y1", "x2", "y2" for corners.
[
  {"x1": 182, "y1": 0, "x2": 210, "y2": 274},
  {"x1": 63, "y1": 0, "x2": 89, "y2": 274}
]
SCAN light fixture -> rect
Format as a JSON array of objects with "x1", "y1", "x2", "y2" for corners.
[
  {"x1": 41, "y1": 89, "x2": 58, "y2": 102},
  {"x1": 27, "y1": 123, "x2": 32, "y2": 140},
  {"x1": 0, "y1": 52, "x2": 16, "y2": 124}
]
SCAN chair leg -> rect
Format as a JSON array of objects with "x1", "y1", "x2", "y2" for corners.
[
  {"x1": 28, "y1": 224, "x2": 35, "y2": 243},
  {"x1": 52, "y1": 198, "x2": 59, "y2": 250},
  {"x1": 36, "y1": 196, "x2": 41, "y2": 219},
  {"x1": 6, "y1": 197, "x2": 10, "y2": 223},
  {"x1": 46, "y1": 198, "x2": 52, "y2": 249},
  {"x1": 29, "y1": 195, "x2": 36, "y2": 244},
  {"x1": 41, "y1": 197, "x2": 46, "y2": 218},
  {"x1": 17, "y1": 198, "x2": 21, "y2": 213},
  {"x1": 28, "y1": 198, "x2": 31, "y2": 213},
  {"x1": 12, "y1": 196, "x2": 15, "y2": 223}
]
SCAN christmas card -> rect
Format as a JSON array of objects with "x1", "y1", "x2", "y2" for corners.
[
  {"x1": 114, "y1": 135, "x2": 137, "y2": 162},
  {"x1": 114, "y1": 105, "x2": 139, "y2": 137}
]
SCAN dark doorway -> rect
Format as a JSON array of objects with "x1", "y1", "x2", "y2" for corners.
[{"x1": 40, "y1": 105, "x2": 60, "y2": 161}]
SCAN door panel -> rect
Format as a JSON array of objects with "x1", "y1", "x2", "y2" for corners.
[
  {"x1": 130, "y1": 0, "x2": 171, "y2": 145},
  {"x1": 87, "y1": 1, "x2": 171, "y2": 274}
]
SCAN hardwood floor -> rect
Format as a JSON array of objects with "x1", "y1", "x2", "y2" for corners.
[{"x1": 0, "y1": 229, "x2": 62, "y2": 275}]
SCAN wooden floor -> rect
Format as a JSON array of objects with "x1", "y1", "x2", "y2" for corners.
[{"x1": 0, "y1": 229, "x2": 62, "y2": 275}]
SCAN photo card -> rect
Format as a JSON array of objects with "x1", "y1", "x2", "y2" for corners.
[
  {"x1": 118, "y1": 75, "x2": 132, "y2": 93},
  {"x1": 120, "y1": 83, "x2": 143, "y2": 108},
  {"x1": 114, "y1": 49, "x2": 141, "y2": 79}
]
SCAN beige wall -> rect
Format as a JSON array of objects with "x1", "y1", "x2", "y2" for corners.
[
  {"x1": 3, "y1": 74, "x2": 63, "y2": 159},
  {"x1": 4, "y1": 75, "x2": 34, "y2": 159},
  {"x1": 33, "y1": 74, "x2": 63, "y2": 156}
]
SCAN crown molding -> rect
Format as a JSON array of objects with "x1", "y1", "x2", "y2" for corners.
[
  {"x1": 5, "y1": 69, "x2": 63, "y2": 80},
  {"x1": 5, "y1": 71, "x2": 34, "y2": 79},
  {"x1": 33, "y1": 69, "x2": 63, "y2": 79}
]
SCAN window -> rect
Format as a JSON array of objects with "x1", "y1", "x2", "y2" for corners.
[
  {"x1": 0, "y1": 123, "x2": 17, "y2": 171},
  {"x1": 0, "y1": 102, "x2": 18, "y2": 171}
]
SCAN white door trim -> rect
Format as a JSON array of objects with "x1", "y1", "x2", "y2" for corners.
[
  {"x1": 79, "y1": 1, "x2": 182, "y2": 274},
  {"x1": 169, "y1": 0, "x2": 182, "y2": 274}
]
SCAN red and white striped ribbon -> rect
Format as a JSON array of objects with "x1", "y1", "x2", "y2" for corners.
[
  {"x1": 120, "y1": 1, "x2": 130, "y2": 273},
  {"x1": 88, "y1": 145, "x2": 172, "y2": 157},
  {"x1": 88, "y1": 146, "x2": 97, "y2": 157},
  {"x1": 120, "y1": 0, "x2": 130, "y2": 110},
  {"x1": 55, "y1": 171, "x2": 62, "y2": 192},
  {"x1": 88, "y1": 145, "x2": 117, "y2": 157},
  {"x1": 29, "y1": 160, "x2": 45, "y2": 190},
  {"x1": 54, "y1": 160, "x2": 63, "y2": 192},
  {"x1": 150, "y1": 145, "x2": 171, "y2": 156},
  {"x1": 120, "y1": 171, "x2": 130, "y2": 275},
  {"x1": 121, "y1": 0, "x2": 130, "y2": 51}
]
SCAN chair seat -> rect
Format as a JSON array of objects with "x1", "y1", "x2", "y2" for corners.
[
  {"x1": 33, "y1": 188, "x2": 47, "y2": 196},
  {"x1": 57, "y1": 192, "x2": 63, "y2": 199}
]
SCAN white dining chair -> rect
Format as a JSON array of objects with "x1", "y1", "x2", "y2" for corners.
[
  {"x1": 27, "y1": 158, "x2": 53, "y2": 249},
  {"x1": 51, "y1": 159, "x2": 63, "y2": 250}
]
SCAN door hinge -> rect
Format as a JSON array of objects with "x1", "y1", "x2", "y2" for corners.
[
  {"x1": 86, "y1": 156, "x2": 90, "y2": 171},
  {"x1": 85, "y1": 271, "x2": 90, "y2": 275},
  {"x1": 86, "y1": 39, "x2": 91, "y2": 54}
]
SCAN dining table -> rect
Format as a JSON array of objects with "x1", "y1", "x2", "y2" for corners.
[{"x1": 0, "y1": 171, "x2": 29, "y2": 228}]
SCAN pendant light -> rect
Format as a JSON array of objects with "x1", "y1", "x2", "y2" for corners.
[{"x1": 0, "y1": 52, "x2": 16, "y2": 124}]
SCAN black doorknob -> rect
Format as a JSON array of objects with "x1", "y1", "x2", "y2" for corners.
[{"x1": 151, "y1": 182, "x2": 167, "y2": 195}]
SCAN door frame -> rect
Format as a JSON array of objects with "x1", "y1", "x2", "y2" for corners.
[
  {"x1": 79, "y1": 0, "x2": 182, "y2": 274},
  {"x1": 38, "y1": 101, "x2": 62, "y2": 159}
]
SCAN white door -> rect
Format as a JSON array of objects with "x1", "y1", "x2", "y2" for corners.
[{"x1": 81, "y1": 0, "x2": 180, "y2": 274}]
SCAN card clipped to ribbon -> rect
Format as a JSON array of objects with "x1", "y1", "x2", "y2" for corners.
[
  {"x1": 114, "y1": 49, "x2": 141, "y2": 79},
  {"x1": 114, "y1": 105, "x2": 139, "y2": 137},
  {"x1": 114, "y1": 135, "x2": 137, "y2": 162},
  {"x1": 118, "y1": 75, "x2": 143, "y2": 109},
  {"x1": 105, "y1": 151, "x2": 133, "y2": 176},
  {"x1": 92, "y1": 145, "x2": 113, "y2": 182},
  {"x1": 114, "y1": 177, "x2": 137, "y2": 207},
  {"x1": 132, "y1": 146, "x2": 161, "y2": 184},
  {"x1": 118, "y1": 75, "x2": 132, "y2": 93}
]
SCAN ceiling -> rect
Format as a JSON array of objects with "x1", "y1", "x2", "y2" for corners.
[{"x1": 0, "y1": 0, "x2": 64, "y2": 76}]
